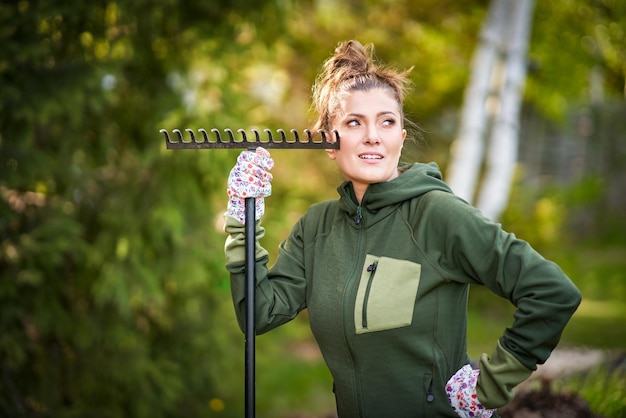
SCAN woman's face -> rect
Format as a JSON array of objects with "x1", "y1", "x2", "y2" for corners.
[{"x1": 326, "y1": 88, "x2": 406, "y2": 199}]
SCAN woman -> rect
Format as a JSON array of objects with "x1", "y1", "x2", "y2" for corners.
[{"x1": 223, "y1": 40, "x2": 581, "y2": 417}]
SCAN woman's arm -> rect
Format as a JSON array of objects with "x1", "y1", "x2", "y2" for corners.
[
  {"x1": 432, "y1": 192, "x2": 582, "y2": 408},
  {"x1": 224, "y1": 216, "x2": 307, "y2": 334}
]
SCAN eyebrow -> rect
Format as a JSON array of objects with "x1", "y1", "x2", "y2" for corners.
[{"x1": 345, "y1": 111, "x2": 399, "y2": 118}]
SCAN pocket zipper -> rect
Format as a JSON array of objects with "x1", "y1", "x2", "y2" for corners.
[{"x1": 362, "y1": 261, "x2": 378, "y2": 329}]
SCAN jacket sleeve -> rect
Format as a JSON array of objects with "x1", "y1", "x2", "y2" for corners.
[
  {"x1": 429, "y1": 192, "x2": 582, "y2": 408},
  {"x1": 224, "y1": 215, "x2": 307, "y2": 334}
]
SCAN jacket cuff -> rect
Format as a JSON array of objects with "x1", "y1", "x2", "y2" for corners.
[
  {"x1": 223, "y1": 215, "x2": 269, "y2": 265},
  {"x1": 476, "y1": 340, "x2": 533, "y2": 409}
]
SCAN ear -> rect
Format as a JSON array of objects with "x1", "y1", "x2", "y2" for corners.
[
  {"x1": 402, "y1": 129, "x2": 407, "y2": 142},
  {"x1": 325, "y1": 148, "x2": 337, "y2": 160}
]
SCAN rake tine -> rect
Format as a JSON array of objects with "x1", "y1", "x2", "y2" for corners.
[
  {"x1": 252, "y1": 129, "x2": 261, "y2": 142},
  {"x1": 199, "y1": 128, "x2": 209, "y2": 142},
  {"x1": 173, "y1": 129, "x2": 184, "y2": 142},
  {"x1": 160, "y1": 129, "x2": 172, "y2": 144},
  {"x1": 238, "y1": 129, "x2": 248, "y2": 143},
  {"x1": 277, "y1": 129, "x2": 287, "y2": 143},
  {"x1": 210, "y1": 128, "x2": 222, "y2": 143},
  {"x1": 186, "y1": 129, "x2": 197, "y2": 143},
  {"x1": 225, "y1": 128, "x2": 236, "y2": 143}
]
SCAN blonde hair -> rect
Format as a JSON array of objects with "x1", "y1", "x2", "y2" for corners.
[{"x1": 311, "y1": 40, "x2": 413, "y2": 133}]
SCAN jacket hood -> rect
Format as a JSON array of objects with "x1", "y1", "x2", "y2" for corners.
[{"x1": 337, "y1": 162, "x2": 453, "y2": 223}]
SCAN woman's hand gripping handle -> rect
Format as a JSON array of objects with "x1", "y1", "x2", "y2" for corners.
[{"x1": 225, "y1": 147, "x2": 274, "y2": 224}]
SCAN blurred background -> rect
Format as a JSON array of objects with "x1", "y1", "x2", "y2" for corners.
[{"x1": 1, "y1": 0, "x2": 625, "y2": 417}]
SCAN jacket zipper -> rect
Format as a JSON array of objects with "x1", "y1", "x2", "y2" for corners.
[
  {"x1": 342, "y1": 201, "x2": 366, "y2": 416},
  {"x1": 355, "y1": 205, "x2": 363, "y2": 225},
  {"x1": 362, "y1": 261, "x2": 378, "y2": 329}
]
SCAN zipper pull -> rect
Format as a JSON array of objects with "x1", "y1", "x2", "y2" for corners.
[
  {"x1": 355, "y1": 205, "x2": 362, "y2": 225},
  {"x1": 426, "y1": 382, "x2": 434, "y2": 403},
  {"x1": 367, "y1": 261, "x2": 378, "y2": 272}
]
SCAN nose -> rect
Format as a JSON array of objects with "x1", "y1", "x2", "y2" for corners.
[{"x1": 365, "y1": 124, "x2": 380, "y2": 144}]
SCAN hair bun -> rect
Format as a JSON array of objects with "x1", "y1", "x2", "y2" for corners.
[
  {"x1": 329, "y1": 40, "x2": 372, "y2": 76},
  {"x1": 312, "y1": 39, "x2": 412, "y2": 132}
]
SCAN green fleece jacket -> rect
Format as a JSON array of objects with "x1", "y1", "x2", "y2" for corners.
[{"x1": 224, "y1": 163, "x2": 581, "y2": 418}]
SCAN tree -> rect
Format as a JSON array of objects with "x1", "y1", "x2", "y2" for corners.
[
  {"x1": 445, "y1": 0, "x2": 535, "y2": 221},
  {"x1": 0, "y1": 1, "x2": 290, "y2": 416},
  {"x1": 475, "y1": 0, "x2": 535, "y2": 220},
  {"x1": 446, "y1": 0, "x2": 626, "y2": 222}
]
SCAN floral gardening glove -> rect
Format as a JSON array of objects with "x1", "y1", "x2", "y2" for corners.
[
  {"x1": 225, "y1": 147, "x2": 274, "y2": 224},
  {"x1": 446, "y1": 365, "x2": 495, "y2": 418}
]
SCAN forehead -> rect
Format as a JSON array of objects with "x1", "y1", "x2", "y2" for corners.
[{"x1": 337, "y1": 88, "x2": 400, "y2": 115}]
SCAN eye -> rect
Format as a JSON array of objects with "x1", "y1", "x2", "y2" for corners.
[
  {"x1": 347, "y1": 119, "x2": 360, "y2": 127},
  {"x1": 382, "y1": 118, "x2": 396, "y2": 126}
]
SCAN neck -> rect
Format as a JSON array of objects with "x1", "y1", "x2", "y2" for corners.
[{"x1": 353, "y1": 183, "x2": 367, "y2": 205}]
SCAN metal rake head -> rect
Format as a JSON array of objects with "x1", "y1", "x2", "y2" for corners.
[{"x1": 160, "y1": 128, "x2": 340, "y2": 150}]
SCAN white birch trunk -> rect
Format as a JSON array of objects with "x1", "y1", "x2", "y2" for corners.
[
  {"x1": 476, "y1": 0, "x2": 535, "y2": 221},
  {"x1": 445, "y1": 0, "x2": 509, "y2": 203}
]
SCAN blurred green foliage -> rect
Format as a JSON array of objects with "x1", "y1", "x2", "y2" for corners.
[
  {"x1": 555, "y1": 365, "x2": 626, "y2": 417},
  {"x1": 1, "y1": 0, "x2": 625, "y2": 416}
]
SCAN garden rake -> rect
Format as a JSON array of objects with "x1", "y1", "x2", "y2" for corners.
[{"x1": 160, "y1": 127, "x2": 340, "y2": 418}]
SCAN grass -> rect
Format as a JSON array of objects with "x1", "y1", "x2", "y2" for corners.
[
  {"x1": 554, "y1": 366, "x2": 626, "y2": 418},
  {"x1": 560, "y1": 299, "x2": 626, "y2": 349}
]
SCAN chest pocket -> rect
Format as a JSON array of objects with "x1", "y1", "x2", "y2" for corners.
[{"x1": 354, "y1": 254, "x2": 422, "y2": 334}]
